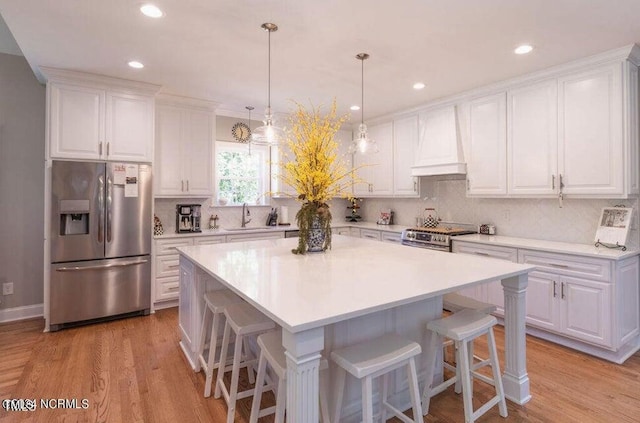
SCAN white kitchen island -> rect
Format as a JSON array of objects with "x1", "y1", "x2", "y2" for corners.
[{"x1": 177, "y1": 235, "x2": 535, "y2": 422}]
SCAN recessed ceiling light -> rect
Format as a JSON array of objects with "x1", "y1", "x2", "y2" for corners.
[
  {"x1": 140, "y1": 4, "x2": 164, "y2": 18},
  {"x1": 413, "y1": 82, "x2": 426, "y2": 90},
  {"x1": 514, "y1": 44, "x2": 533, "y2": 55},
  {"x1": 350, "y1": 105, "x2": 360, "y2": 111},
  {"x1": 128, "y1": 61, "x2": 144, "y2": 69}
]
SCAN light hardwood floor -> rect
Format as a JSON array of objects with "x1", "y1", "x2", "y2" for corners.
[{"x1": 1, "y1": 308, "x2": 639, "y2": 422}]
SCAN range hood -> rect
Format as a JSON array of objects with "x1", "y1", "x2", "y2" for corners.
[{"x1": 411, "y1": 105, "x2": 466, "y2": 176}]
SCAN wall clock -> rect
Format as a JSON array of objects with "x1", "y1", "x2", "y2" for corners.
[{"x1": 231, "y1": 122, "x2": 251, "y2": 143}]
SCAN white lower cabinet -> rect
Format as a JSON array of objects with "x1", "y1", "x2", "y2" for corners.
[
  {"x1": 334, "y1": 227, "x2": 351, "y2": 236},
  {"x1": 360, "y1": 228, "x2": 382, "y2": 241},
  {"x1": 519, "y1": 250, "x2": 615, "y2": 348},
  {"x1": 155, "y1": 238, "x2": 193, "y2": 303},
  {"x1": 154, "y1": 236, "x2": 225, "y2": 304},
  {"x1": 225, "y1": 232, "x2": 284, "y2": 243},
  {"x1": 454, "y1": 239, "x2": 640, "y2": 361},
  {"x1": 381, "y1": 231, "x2": 401, "y2": 243}
]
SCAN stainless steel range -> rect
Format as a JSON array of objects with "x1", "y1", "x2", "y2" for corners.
[{"x1": 400, "y1": 226, "x2": 477, "y2": 252}]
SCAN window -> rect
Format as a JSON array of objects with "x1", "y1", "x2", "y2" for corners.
[{"x1": 215, "y1": 141, "x2": 270, "y2": 205}]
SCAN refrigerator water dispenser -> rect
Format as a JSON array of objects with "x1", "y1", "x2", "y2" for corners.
[{"x1": 59, "y1": 199, "x2": 90, "y2": 235}]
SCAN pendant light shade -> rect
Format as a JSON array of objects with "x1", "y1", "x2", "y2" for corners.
[
  {"x1": 349, "y1": 53, "x2": 377, "y2": 155},
  {"x1": 252, "y1": 23, "x2": 284, "y2": 146}
]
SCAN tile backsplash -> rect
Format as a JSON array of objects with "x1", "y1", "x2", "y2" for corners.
[
  {"x1": 155, "y1": 179, "x2": 639, "y2": 250},
  {"x1": 358, "y1": 179, "x2": 639, "y2": 249},
  {"x1": 154, "y1": 197, "x2": 350, "y2": 233}
]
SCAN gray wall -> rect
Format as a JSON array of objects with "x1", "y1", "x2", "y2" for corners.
[{"x1": 0, "y1": 52, "x2": 45, "y2": 310}]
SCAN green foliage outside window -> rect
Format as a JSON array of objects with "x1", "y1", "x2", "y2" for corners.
[{"x1": 216, "y1": 144, "x2": 266, "y2": 205}]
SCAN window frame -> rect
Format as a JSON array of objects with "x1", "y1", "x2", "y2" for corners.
[{"x1": 214, "y1": 140, "x2": 271, "y2": 206}]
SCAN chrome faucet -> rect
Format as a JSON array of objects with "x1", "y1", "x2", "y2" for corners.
[{"x1": 241, "y1": 203, "x2": 251, "y2": 227}]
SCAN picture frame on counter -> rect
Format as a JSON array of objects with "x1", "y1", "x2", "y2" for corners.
[{"x1": 594, "y1": 207, "x2": 632, "y2": 250}]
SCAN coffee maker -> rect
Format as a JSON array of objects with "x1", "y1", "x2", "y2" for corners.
[{"x1": 176, "y1": 204, "x2": 202, "y2": 233}]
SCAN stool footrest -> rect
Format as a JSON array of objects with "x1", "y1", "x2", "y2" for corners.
[
  {"x1": 382, "y1": 400, "x2": 418, "y2": 423},
  {"x1": 473, "y1": 395, "x2": 502, "y2": 420}
]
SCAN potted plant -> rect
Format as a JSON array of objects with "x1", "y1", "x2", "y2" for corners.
[{"x1": 279, "y1": 100, "x2": 361, "y2": 254}]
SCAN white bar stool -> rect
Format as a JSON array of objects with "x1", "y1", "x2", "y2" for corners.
[
  {"x1": 331, "y1": 333, "x2": 423, "y2": 423},
  {"x1": 197, "y1": 290, "x2": 243, "y2": 397},
  {"x1": 442, "y1": 293, "x2": 497, "y2": 381},
  {"x1": 422, "y1": 309, "x2": 507, "y2": 423},
  {"x1": 214, "y1": 302, "x2": 276, "y2": 423},
  {"x1": 249, "y1": 330, "x2": 331, "y2": 423}
]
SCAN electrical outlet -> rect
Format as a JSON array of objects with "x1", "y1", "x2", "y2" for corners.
[
  {"x1": 503, "y1": 210, "x2": 511, "y2": 221},
  {"x1": 3, "y1": 282, "x2": 13, "y2": 295}
]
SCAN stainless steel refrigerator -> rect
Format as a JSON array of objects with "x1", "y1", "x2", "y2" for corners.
[{"x1": 50, "y1": 160, "x2": 152, "y2": 331}]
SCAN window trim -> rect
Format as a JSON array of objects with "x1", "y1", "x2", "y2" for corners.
[{"x1": 215, "y1": 141, "x2": 271, "y2": 206}]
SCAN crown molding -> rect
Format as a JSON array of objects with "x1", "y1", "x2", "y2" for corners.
[
  {"x1": 155, "y1": 93, "x2": 218, "y2": 111},
  {"x1": 39, "y1": 66, "x2": 162, "y2": 95},
  {"x1": 374, "y1": 43, "x2": 640, "y2": 123}
]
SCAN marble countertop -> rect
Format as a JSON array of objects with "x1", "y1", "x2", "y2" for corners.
[
  {"x1": 454, "y1": 234, "x2": 639, "y2": 260},
  {"x1": 177, "y1": 235, "x2": 534, "y2": 333}
]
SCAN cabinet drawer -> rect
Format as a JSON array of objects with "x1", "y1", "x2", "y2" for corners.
[
  {"x1": 349, "y1": 228, "x2": 361, "y2": 237},
  {"x1": 335, "y1": 227, "x2": 351, "y2": 236},
  {"x1": 194, "y1": 235, "x2": 226, "y2": 245},
  {"x1": 518, "y1": 249, "x2": 611, "y2": 282},
  {"x1": 155, "y1": 238, "x2": 193, "y2": 255},
  {"x1": 381, "y1": 231, "x2": 401, "y2": 243},
  {"x1": 452, "y1": 241, "x2": 518, "y2": 262},
  {"x1": 360, "y1": 229, "x2": 381, "y2": 241},
  {"x1": 156, "y1": 276, "x2": 180, "y2": 301},
  {"x1": 226, "y1": 232, "x2": 284, "y2": 243},
  {"x1": 156, "y1": 254, "x2": 181, "y2": 277}
]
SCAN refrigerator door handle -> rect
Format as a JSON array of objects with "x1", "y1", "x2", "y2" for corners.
[
  {"x1": 106, "y1": 175, "x2": 113, "y2": 243},
  {"x1": 98, "y1": 175, "x2": 104, "y2": 243},
  {"x1": 55, "y1": 258, "x2": 149, "y2": 272}
]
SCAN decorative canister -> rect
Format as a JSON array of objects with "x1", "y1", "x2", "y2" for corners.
[
  {"x1": 209, "y1": 214, "x2": 219, "y2": 229},
  {"x1": 423, "y1": 208, "x2": 439, "y2": 228},
  {"x1": 153, "y1": 215, "x2": 164, "y2": 236}
]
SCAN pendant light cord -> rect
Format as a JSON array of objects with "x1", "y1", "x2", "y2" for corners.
[
  {"x1": 267, "y1": 28, "x2": 271, "y2": 110},
  {"x1": 361, "y1": 56, "x2": 364, "y2": 125}
]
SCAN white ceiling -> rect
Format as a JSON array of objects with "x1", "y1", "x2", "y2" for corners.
[{"x1": 1, "y1": 0, "x2": 640, "y2": 122}]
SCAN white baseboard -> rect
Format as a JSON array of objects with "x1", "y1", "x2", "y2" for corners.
[{"x1": 0, "y1": 303, "x2": 44, "y2": 323}]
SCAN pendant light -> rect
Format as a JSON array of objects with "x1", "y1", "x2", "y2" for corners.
[
  {"x1": 349, "y1": 53, "x2": 377, "y2": 154},
  {"x1": 251, "y1": 22, "x2": 285, "y2": 146}
]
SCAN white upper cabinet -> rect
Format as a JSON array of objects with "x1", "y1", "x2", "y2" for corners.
[
  {"x1": 462, "y1": 50, "x2": 639, "y2": 198},
  {"x1": 507, "y1": 79, "x2": 558, "y2": 195},
  {"x1": 43, "y1": 67, "x2": 159, "y2": 162},
  {"x1": 353, "y1": 121, "x2": 394, "y2": 196},
  {"x1": 155, "y1": 98, "x2": 215, "y2": 197},
  {"x1": 106, "y1": 92, "x2": 154, "y2": 162},
  {"x1": 392, "y1": 115, "x2": 420, "y2": 196},
  {"x1": 465, "y1": 93, "x2": 507, "y2": 195},
  {"x1": 49, "y1": 83, "x2": 104, "y2": 160},
  {"x1": 558, "y1": 63, "x2": 625, "y2": 196}
]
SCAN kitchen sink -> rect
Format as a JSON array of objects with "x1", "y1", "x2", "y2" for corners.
[{"x1": 224, "y1": 226, "x2": 275, "y2": 231}]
